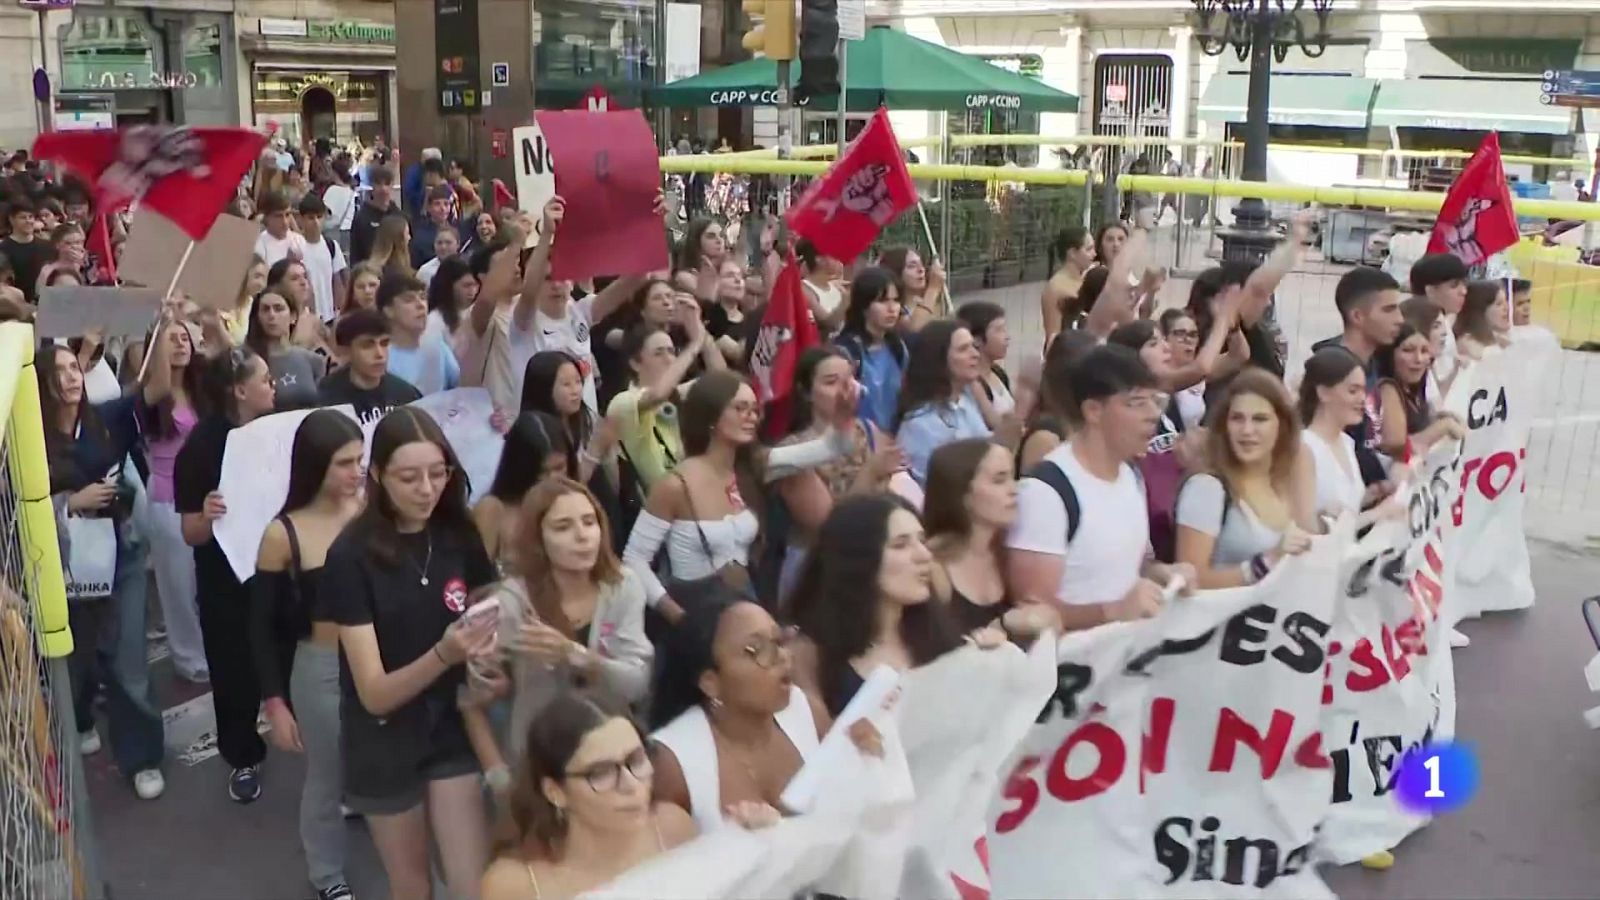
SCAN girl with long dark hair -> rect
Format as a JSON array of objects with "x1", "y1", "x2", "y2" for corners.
[
  {"x1": 924, "y1": 439, "x2": 1018, "y2": 632},
  {"x1": 773, "y1": 346, "x2": 902, "y2": 599},
  {"x1": 425, "y1": 254, "x2": 479, "y2": 358},
  {"x1": 139, "y1": 318, "x2": 210, "y2": 682},
  {"x1": 521, "y1": 350, "x2": 617, "y2": 487},
  {"x1": 622, "y1": 369, "x2": 858, "y2": 624},
  {"x1": 833, "y1": 266, "x2": 908, "y2": 433},
  {"x1": 173, "y1": 345, "x2": 279, "y2": 804},
  {"x1": 1372, "y1": 320, "x2": 1463, "y2": 463},
  {"x1": 474, "y1": 410, "x2": 573, "y2": 573},
  {"x1": 322, "y1": 407, "x2": 498, "y2": 900},
  {"x1": 43, "y1": 312, "x2": 177, "y2": 801},
  {"x1": 895, "y1": 319, "x2": 990, "y2": 485},
  {"x1": 1299, "y1": 348, "x2": 1400, "y2": 520},
  {"x1": 1174, "y1": 369, "x2": 1312, "y2": 588},
  {"x1": 1042, "y1": 225, "x2": 1094, "y2": 337},
  {"x1": 463, "y1": 478, "x2": 652, "y2": 790},
  {"x1": 247, "y1": 289, "x2": 326, "y2": 410},
  {"x1": 786, "y1": 494, "x2": 965, "y2": 717},
  {"x1": 1016, "y1": 330, "x2": 1096, "y2": 472},
  {"x1": 1456, "y1": 279, "x2": 1512, "y2": 360},
  {"x1": 676, "y1": 217, "x2": 727, "y2": 275},
  {"x1": 479, "y1": 691, "x2": 697, "y2": 900},
  {"x1": 249, "y1": 409, "x2": 364, "y2": 900},
  {"x1": 956, "y1": 301, "x2": 1016, "y2": 418},
  {"x1": 878, "y1": 245, "x2": 945, "y2": 331}
]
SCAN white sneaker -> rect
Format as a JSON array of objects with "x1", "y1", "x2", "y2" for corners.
[
  {"x1": 1448, "y1": 627, "x2": 1470, "y2": 648},
  {"x1": 133, "y1": 769, "x2": 165, "y2": 800},
  {"x1": 79, "y1": 730, "x2": 101, "y2": 756}
]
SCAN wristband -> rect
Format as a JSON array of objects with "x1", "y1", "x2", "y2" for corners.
[{"x1": 1249, "y1": 553, "x2": 1272, "y2": 583}]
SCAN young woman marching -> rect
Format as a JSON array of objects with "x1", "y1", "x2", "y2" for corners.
[{"x1": 250, "y1": 409, "x2": 365, "y2": 900}]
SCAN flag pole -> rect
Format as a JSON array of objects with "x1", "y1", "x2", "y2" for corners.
[
  {"x1": 135, "y1": 238, "x2": 196, "y2": 382},
  {"x1": 914, "y1": 200, "x2": 951, "y2": 315}
]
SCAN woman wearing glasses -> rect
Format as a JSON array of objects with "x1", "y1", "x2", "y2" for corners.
[
  {"x1": 321, "y1": 407, "x2": 500, "y2": 900},
  {"x1": 1159, "y1": 308, "x2": 1210, "y2": 431},
  {"x1": 650, "y1": 595, "x2": 823, "y2": 833},
  {"x1": 462, "y1": 477, "x2": 653, "y2": 794},
  {"x1": 481, "y1": 691, "x2": 696, "y2": 900}
]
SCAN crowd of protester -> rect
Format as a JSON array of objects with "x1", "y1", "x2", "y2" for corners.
[{"x1": 0, "y1": 141, "x2": 1529, "y2": 899}]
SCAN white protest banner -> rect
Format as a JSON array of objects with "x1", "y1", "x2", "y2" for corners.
[
  {"x1": 513, "y1": 122, "x2": 556, "y2": 245},
  {"x1": 988, "y1": 527, "x2": 1350, "y2": 900},
  {"x1": 895, "y1": 636, "x2": 1058, "y2": 900},
  {"x1": 1318, "y1": 442, "x2": 1459, "y2": 864},
  {"x1": 36, "y1": 286, "x2": 162, "y2": 339},
  {"x1": 1442, "y1": 329, "x2": 1559, "y2": 619},
  {"x1": 409, "y1": 387, "x2": 503, "y2": 505},
  {"x1": 214, "y1": 405, "x2": 358, "y2": 582}
]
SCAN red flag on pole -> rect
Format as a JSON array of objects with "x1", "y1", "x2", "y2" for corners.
[
  {"x1": 491, "y1": 178, "x2": 517, "y2": 211},
  {"x1": 785, "y1": 107, "x2": 918, "y2": 262},
  {"x1": 1427, "y1": 131, "x2": 1521, "y2": 267},
  {"x1": 750, "y1": 249, "x2": 820, "y2": 438},
  {"x1": 33, "y1": 126, "x2": 267, "y2": 240},
  {"x1": 84, "y1": 212, "x2": 117, "y2": 286}
]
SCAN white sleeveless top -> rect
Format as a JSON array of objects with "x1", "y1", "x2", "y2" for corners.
[
  {"x1": 651, "y1": 684, "x2": 819, "y2": 834},
  {"x1": 1303, "y1": 428, "x2": 1364, "y2": 518}
]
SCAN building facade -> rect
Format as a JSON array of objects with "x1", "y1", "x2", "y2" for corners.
[
  {"x1": 239, "y1": 8, "x2": 398, "y2": 150},
  {"x1": 865, "y1": 0, "x2": 1600, "y2": 183}
]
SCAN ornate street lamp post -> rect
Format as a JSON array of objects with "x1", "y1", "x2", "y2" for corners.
[{"x1": 1191, "y1": 0, "x2": 1335, "y2": 263}]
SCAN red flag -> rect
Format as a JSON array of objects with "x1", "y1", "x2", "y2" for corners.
[
  {"x1": 1427, "y1": 132, "x2": 1520, "y2": 267},
  {"x1": 750, "y1": 249, "x2": 820, "y2": 438},
  {"x1": 491, "y1": 178, "x2": 517, "y2": 211},
  {"x1": 33, "y1": 126, "x2": 267, "y2": 241},
  {"x1": 84, "y1": 212, "x2": 117, "y2": 286},
  {"x1": 785, "y1": 107, "x2": 917, "y2": 262}
]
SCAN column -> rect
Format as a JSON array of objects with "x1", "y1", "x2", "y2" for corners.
[{"x1": 1168, "y1": 24, "x2": 1192, "y2": 143}]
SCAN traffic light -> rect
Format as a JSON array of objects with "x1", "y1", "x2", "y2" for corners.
[
  {"x1": 796, "y1": 0, "x2": 840, "y2": 103},
  {"x1": 742, "y1": 0, "x2": 796, "y2": 61}
]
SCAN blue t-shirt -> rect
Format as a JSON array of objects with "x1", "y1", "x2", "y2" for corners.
[
  {"x1": 897, "y1": 390, "x2": 991, "y2": 485},
  {"x1": 387, "y1": 336, "x2": 460, "y2": 396},
  {"x1": 860, "y1": 343, "x2": 903, "y2": 434}
]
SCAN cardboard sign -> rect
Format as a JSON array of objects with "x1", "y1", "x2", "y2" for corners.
[
  {"x1": 36, "y1": 285, "x2": 162, "y2": 339},
  {"x1": 119, "y1": 209, "x2": 259, "y2": 307},
  {"x1": 535, "y1": 109, "x2": 669, "y2": 281},
  {"x1": 512, "y1": 121, "x2": 556, "y2": 246}
]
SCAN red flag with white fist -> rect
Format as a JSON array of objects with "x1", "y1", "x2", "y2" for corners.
[
  {"x1": 785, "y1": 107, "x2": 918, "y2": 262},
  {"x1": 1427, "y1": 131, "x2": 1521, "y2": 267}
]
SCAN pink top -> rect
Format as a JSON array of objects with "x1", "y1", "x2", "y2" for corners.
[{"x1": 145, "y1": 404, "x2": 197, "y2": 504}]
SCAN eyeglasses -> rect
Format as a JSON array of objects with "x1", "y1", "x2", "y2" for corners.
[
  {"x1": 1167, "y1": 329, "x2": 1199, "y2": 341},
  {"x1": 742, "y1": 626, "x2": 798, "y2": 668},
  {"x1": 566, "y1": 746, "x2": 652, "y2": 793}
]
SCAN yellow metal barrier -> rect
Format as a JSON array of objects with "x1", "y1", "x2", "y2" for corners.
[
  {"x1": 658, "y1": 154, "x2": 1600, "y2": 222},
  {"x1": 1, "y1": 324, "x2": 70, "y2": 658}
]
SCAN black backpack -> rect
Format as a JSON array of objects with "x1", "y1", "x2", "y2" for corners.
[{"x1": 1023, "y1": 457, "x2": 1148, "y2": 548}]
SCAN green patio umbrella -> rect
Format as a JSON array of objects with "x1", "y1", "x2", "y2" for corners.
[{"x1": 649, "y1": 25, "x2": 1078, "y2": 113}]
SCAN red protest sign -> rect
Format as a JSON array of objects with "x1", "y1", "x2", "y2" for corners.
[{"x1": 535, "y1": 109, "x2": 668, "y2": 282}]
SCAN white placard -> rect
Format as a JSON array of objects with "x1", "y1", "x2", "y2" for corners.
[
  {"x1": 513, "y1": 122, "x2": 557, "y2": 244},
  {"x1": 408, "y1": 387, "x2": 504, "y2": 505},
  {"x1": 36, "y1": 286, "x2": 162, "y2": 339}
]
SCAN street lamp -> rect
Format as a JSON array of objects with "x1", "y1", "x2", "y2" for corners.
[{"x1": 1191, "y1": 0, "x2": 1336, "y2": 263}]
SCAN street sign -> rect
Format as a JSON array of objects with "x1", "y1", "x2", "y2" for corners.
[
  {"x1": 838, "y1": 0, "x2": 866, "y2": 41},
  {"x1": 1541, "y1": 69, "x2": 1600, "y2": 108}
]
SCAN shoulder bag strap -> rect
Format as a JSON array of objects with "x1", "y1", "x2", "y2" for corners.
[{"x1": 673, "y1": 471, "x2": 719, "y2": 569}]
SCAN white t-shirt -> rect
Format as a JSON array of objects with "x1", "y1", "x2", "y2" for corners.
[
  {"x1": 1303, "y1": 428, "x2": 1364, "y2": 518},
  {"x1": 299, "y1": 234, "x2": 347, "y2": 322},
  {"x1": 512, "y1": 294, "x2": 600, "y2": 415},
  {"x1": 322, "y1": 184, "x2": 357, "y2": 232},
  {"x1": 254, "y1": 230, "x2": 307, "y2": 268},
  {"x1": 1006, "y1": 443, "x2": 1149, "y2": 606},
  {"x1": 802, "y1": 279, "x2": 843, "y2": 316}
]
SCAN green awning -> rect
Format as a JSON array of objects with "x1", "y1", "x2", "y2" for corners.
[
  {"x1": 648, "y1": 25, "x2": 1078, "y2": 113},
  {"x1": 1196, "y1": 74, "x2": 1377, "y2": 128},
  {"x1": 1370, "y1": 79, "x2": 1572, "y2": 134}
]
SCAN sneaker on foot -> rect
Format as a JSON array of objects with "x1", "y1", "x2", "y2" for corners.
[
  {"x1": 228, "y1": 765, "x2": 262, "y2": 803},
  {"x1": 133, "y1": 769, "x2": 165, "y2": 800},
  {"x1": 79, "y1": 729, "x2": 101, "y2": 756},
  {"x1": 317, "y1": 883, "x2": 353, "y2": 900},
  {"x1": 145, "y1": 624, "x2": 167, "y2": 641}
]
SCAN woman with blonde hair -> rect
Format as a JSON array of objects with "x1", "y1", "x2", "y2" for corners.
[
  {"x1": 368, "y1": 216, "x2": 415, "y2": 280},
  {"x1": 1173, "y1": 369, "x2": 1313, "y2": 589},
  {"x1": 219, "y1": 254, "x2": 268, "y2": 347},
  {"x1": 341, "y1": 261, "x2": 383, "y2": 314}
]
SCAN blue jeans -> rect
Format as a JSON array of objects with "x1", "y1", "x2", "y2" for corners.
[{"x1": 69, "y1": 524, "x2": 165, "y2": 777}]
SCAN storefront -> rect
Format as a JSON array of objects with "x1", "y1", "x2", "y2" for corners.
[
  {"x1": 56, "y1": 8, "x2": 238, "y2": 127},
  {"x1": 243, "y1": 17, "x2": 396, "y2": 150},
  {"x1": 532, "y1": 0, "x2": 656, "y2": 109}
]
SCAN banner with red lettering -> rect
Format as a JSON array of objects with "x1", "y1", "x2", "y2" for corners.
[
  {"x1": 1442, "y1": 328, "x2": 1560, "y2": 619},
  {"x1": 987, "y1": 525, "x2": 1351, "y2": 899},
  {"x1": 1317, "y1": 442, "x2": 1460, "y2": 863}
]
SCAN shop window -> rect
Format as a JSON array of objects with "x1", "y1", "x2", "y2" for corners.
[
  {"x1": 253, "y1": 72, "x2": 387, "y2": 148},
  {"x1": 60, "y1": 12, "x2": 159, "y2": 91},
  {"x1": 532, "y1": 0, "x2": 656, "y2": 107},
  {"x1": 183, "y1": 23, "x2": 224, "y2": 90}
]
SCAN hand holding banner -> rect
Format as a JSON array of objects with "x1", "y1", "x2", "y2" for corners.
[{"x1": 535, "y1": 110, "x2": 669, "y2": 281}]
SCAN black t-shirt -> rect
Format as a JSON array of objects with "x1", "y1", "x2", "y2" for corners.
[
  {"x1": 348, "y1": 201, "x2": 403, "y2": 266},
  {"x1": 2, "y1": 236, "x2": 49, "y2": 303},
  {"x1": 320, "y1": 521, "x2": 496, "y2": 795},
  {"x1": 707, "y1": 304, "x2": 753, "y2": 347},
  {"x1": 317, "y1": 368, "x2": 421, "y2": 428},
  {"x1": 174, "y1": 414, "x2": 240, "y2": 591}
]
